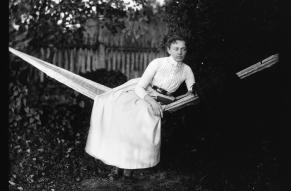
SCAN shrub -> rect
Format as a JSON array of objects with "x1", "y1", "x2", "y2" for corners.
[{"x1": 9, "y1": 69, "x2": 128, "y2": 190}]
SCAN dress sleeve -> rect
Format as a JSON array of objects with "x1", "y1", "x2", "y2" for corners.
[
  {"x1": 184, "y1": 65, "x2": 195, "y2": 91},
  {"x1": 135, "y1": 59, "x2": 159, "y2": 99}
]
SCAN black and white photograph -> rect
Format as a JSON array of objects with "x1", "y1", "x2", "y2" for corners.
[{"x1": 9, "y1": 0, "x2": 286, "y2": 190}]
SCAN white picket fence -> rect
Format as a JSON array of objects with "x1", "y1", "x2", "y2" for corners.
[{"x1": 37, "y1": 45, "x2": 166, "y2": 81}]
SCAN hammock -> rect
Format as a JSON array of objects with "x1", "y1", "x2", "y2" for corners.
[{"x1": 8, "y1": 47, "x2": 278, "y2": 112}]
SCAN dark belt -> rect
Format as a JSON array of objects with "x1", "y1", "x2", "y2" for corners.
[{"x1": 152, "y1": 85, "x2": 172, "y2": 96}]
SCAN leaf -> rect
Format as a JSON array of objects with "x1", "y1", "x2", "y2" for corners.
[
  {"x1": 24, "y1": 107, "x2": 29, "y2": 113},
  {"x1": 14, "y1": 38, "x2": 32, "y2": 50},
  {"x1": 14, "y1": 31, "x2": 28, "y2": 42},
  {"x1": 29, "y1": 118, "x2": 34, "y2": 123},
  {"x1": 8, "y1": 180, "x2": 16, "y2": 186}
]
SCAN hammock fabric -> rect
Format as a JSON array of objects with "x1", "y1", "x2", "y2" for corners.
[
  {"x1": 9, "y1": 47, "x2": 111, "y2": 99},
  {"x1": 9, "y1": 47, "x2": 278, "y2": 112}
]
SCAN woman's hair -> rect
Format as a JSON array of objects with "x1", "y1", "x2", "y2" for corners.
[{"x1": 164, "y1": 34, "x2": 187, "y2": 49}]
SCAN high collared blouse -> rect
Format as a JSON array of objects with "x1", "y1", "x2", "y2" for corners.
[{"x1": 135, "y1": 56, "x2": 195, "y2": 99}]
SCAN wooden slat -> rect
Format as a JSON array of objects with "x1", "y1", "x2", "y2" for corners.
[
  {"x1": 126, "y1": 52, "x2": 130, "y2": 78},
  {"x1": 122, "y1": 50, "x2": 126, "y2": 74},
  {"x1": 69, "y1": 49, "x2": 74, "y2": 72},
  {"x1": 112, "y1": 49, "x2": 117, "y2": 71}
]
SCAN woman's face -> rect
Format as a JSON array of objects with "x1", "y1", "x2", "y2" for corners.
[{"x1": 167, "y1": 40, "x2": 187, "y2": 63}]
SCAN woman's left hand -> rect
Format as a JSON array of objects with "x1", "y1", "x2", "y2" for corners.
[
  {"x1": 185, "y1": 91, "x2": 194, "y2": 96},
  {"x1": 144, "y1": 95, "x2": 163, "y2": 118}
]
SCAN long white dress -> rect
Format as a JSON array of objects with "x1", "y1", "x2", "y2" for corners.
[{"x1": 85, "y1": 56, "x2": 195, "y2": 169}]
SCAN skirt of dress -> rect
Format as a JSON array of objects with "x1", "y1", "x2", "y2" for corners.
[{"x1": 85, "y1": 79, "x2": 161, "y2": 169}]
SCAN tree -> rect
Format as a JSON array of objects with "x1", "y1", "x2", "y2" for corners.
[
  {"x1": 163, "y1": 0, "x2": 279, "y2": 71},
  {"x1": 9, "y1": 0, "x2": 130, "y2": 50}
]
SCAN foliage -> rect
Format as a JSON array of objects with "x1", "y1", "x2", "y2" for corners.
[
  {"x1": 163, "y1": 0, "x2": 279, "y2": 70},
  {"x1": 80, "y1": 2, "x2": 167, "y2": 48},
  {"x1": 119, "y1": 3, "x2": 167, "y2": 47},
  {"x1": 8, "y1": 69, "x2": 127, "y2": 190},
  {"x1": 9, "y1": 0, "x2": 165, "y2": 49},
  {"x1": 9, "y1": 79, "x2": 79, "y2": 190},
  {"x1": 9, "y1": 0, "x2": 96, "y2": 49},
  {"x1": 80, "y1": 69, "x2": 127, "y2": 88}
]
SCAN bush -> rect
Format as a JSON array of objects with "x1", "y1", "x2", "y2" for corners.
[
  {"x1": 79, "y1": 69, "x2": 127, "y2": 88},
  {"x1": 9, "y1": 69, "x2": 127, "y2": 190}
]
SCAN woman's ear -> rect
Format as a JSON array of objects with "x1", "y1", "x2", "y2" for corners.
[{"x1": 166, "y1": 47, "x2": 171, "y2": 55}]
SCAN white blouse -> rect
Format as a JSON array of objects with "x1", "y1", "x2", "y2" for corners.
[{"x1": 135, "y1": 56, "x2": 195, "y2": 99}]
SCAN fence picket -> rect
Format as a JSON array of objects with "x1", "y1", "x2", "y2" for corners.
[
  {"x1": 121, "y1": 51, "x2": 126, "y2": 74},
  {"x1": 99, "y1": 44, "x2": 106, "y2": 69},
  {"x1": 92, "y1": 49, "x2": 97, "y2": 71},
  {"x1": 70, "y1": 48, "x2": 74, "y2": 72},
  {"x1": 64, "y1": 49, "x2": 68, "y2": 71},
  {"x1": 130, "y1": 52, "x2": 134, "y2": 78},
  {"x1": 58, "y1": 50, "x2": 62, "y2": 68},
  {"x1": 86, "y1": 49, "x2": 91, "y2": 72},
  {"x1": 116, "y1": 51, "x2": 121, "y2": 72},
  {"x1": 112, "y1": 49, "x2": 117, "y2": 71},
  {"x1": 77, "y1": 49, "x2": 82, "y2": 73}
]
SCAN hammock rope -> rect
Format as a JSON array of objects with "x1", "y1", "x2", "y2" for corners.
[{"x1": 9, "y1": 47, "x2": 278, "y2": 112}]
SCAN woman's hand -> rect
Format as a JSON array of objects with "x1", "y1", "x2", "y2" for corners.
[
  {"x1": 185, "y1": 91, "x2": 194, "y2": 96},
  {"x1": 175, "y1": 91, "x2": 194, "y2": 100},
  {"x1": 144, "y1": 95, "x2": 163, "y2": 118}
]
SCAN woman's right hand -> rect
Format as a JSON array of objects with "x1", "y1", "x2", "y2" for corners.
[{"x1": 144, "y1": 95, "x2": 163, "y2": 118}]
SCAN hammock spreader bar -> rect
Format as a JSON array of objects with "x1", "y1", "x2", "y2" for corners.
[
  {"x1": 9, "y1": 47, "x2": 278, "y2": 112},
  {"x1": 236, "y1": 53, "x2": 279, "y2": 79}
]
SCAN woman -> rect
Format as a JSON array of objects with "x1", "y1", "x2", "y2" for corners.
[{"x1": 85, "y1": 34, "x2": 195, "y2": 179}]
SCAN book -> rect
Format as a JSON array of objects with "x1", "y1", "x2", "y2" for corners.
[
  {"x1": 162, "y1": 94, "x2": 200, "y2": 112},
  {"x1": 154, "y1": 91, "x2": 197, "y2": 106},
  {"x1": 156, "y1": 95, "x2": 175, "y2": 105}
]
